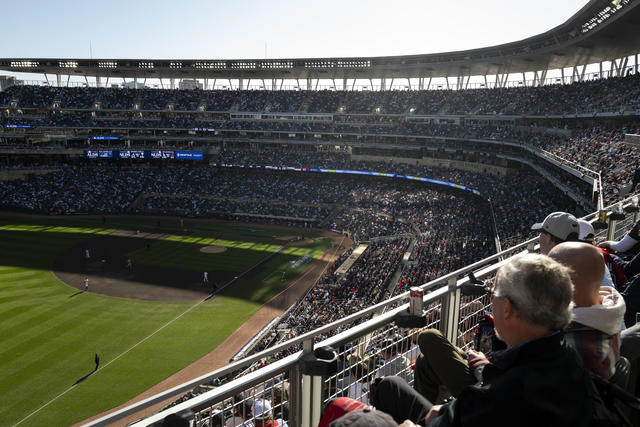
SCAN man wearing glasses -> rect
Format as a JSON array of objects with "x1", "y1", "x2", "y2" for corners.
[{"x1": 368, "y1": 254, "x2": 594, "y2": 426}]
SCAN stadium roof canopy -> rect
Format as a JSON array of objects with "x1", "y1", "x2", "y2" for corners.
[{"x1": 1, "y1": 0, "x2": 639, "y2": 83}]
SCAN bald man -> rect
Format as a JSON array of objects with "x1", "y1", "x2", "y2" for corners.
[{"x1": 548, "y1": 242, "x2": 626, "y2": 380}]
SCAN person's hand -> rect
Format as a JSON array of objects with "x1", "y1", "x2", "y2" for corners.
[
  {"x1": 466, "y1": 349, "x2": 489, "y2": 370},
  {"x1": 597, "y1": 240, "x2": 613, "y2": 250},
  {"x1": 424, "y1": 404, "x2": 442, "y2": 425}
]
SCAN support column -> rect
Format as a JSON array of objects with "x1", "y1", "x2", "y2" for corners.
[
  {"x1": 170, "y1": 78, "x2": 175, "y2": 89},
  {"x1": 342, "y1": 78, "x2": 347, "y2": 90},
  {"x1": 272, "y1": 78, "x2": 277, "y2": 89},
  {"x1": 427, "y1": 77, "x2": 432, "y2": 90},
  {"x1": 204, "y1": 78, "x2": 208, "y2": 90},
  {"x1": 239, "y1": 79, "x2": 244, "y2": 90},
  {"x1": 621, "y1": 57, "x2": 629, "y2": 76},
  {"x1": 307, "y1": 78, "x2": 312, "y2": 90},
  {"x1": 56, "y1": 74, "x2": 61, "y2": 87},
  {"x1": 418, "y1": 78, "x2": 424, "y2": 90},
  {"x1": 381, "y1": 78, "x2": 386, "y2": 91},
  {"x1": 96, "y1": 76, "x2": 101, "y2": 88},
  {"x1": 406, "y1": 78, "x2": 412, "y2": 90},
  {"x1": 134, "y1": 77, "x2": 138, "y2": 88},
  {"x1": 534, "y1": 70, "x2": 547, "y2": 86}
]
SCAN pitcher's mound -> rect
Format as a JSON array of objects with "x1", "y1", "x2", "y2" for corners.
[{"x1": 200, "y1": 246, "x2": 228, "y2": 254}]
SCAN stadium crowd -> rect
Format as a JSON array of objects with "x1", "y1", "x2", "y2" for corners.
[
  {"x1": 1, "y1": 72, "x2": 639, "y2": 114},
  {"x1": 3, "y1": 74, "x2": 640, "y2": 426}
]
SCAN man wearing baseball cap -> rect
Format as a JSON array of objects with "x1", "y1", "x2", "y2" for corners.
[{"x1": 531, "y1": 211, "x2": 580, "y2": 255}]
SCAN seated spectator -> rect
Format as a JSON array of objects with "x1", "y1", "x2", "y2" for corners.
[
  {"x1": 340, "y1": 358, "x2": 370, "y2": 405},
  {"x1": 531, "y1": 211, "x2": 580, "y2": 255},
  {"x1": 598, "y1": 219, "x2": 640, "y2": 325},
  {"x1": 370, "y1": 254, "x2": 594, "y2": 426},
  {"x1": 250, "y1": 398, "x2": 287, "y2": 427},
  {"x1": 375, "y1": 336, "x2": 411, "y2": 382},
  {"x1": 578, "y1": 219, "x2": 615, "y2": 289},
  {"x1": 549, "y1": 242, "x2": 625, "y2": 380},
  {"x1": 414, "y1": 241, "x2": 624, "y2": 405}
]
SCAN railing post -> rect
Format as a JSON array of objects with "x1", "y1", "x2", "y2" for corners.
[
  {"x1": 606, "y1": 218, "x2": 618, "y2": 241},
  {"x1": 288, "y1": 365, "x2": 301, "y2": 427},
  {"x1": 299, "y1": 342, "x2": 338, "y2": 427},
  {"x1": 439, "y1": 277, "x2": 461, "y2": 345},
  {"x1": 300, "y1": 338, "x2": 314, "y2": 427},
  {"x1": 608, "y1": 206, "x2": 626, "y2": 241}
]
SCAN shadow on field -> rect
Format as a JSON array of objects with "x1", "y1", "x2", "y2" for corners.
[
  {"x1": 52, "y1": 234, "x2": 238, "y2": 302},
  {"x1": 0, "y1": 221, "x2": 345, "y2": 304}
]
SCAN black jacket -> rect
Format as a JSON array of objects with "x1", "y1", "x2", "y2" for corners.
[{"x1": 429, "y1": 332, "x2": 593, "y2": 427}]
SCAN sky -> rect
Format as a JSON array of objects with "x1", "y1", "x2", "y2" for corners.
[{"x1": 2, "y1": 0, "x2": 591, "y2": 60}]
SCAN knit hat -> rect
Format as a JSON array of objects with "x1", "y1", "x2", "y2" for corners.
[
  {"x1": 329, "y1": 408, "x2": 398, "y2": 427},
  {"x1": 318, "y1": 397, "x2": 371, "y2": 427}
]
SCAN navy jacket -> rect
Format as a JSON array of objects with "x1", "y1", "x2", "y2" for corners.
[{"x1": 429, "y1": 332, "x2": 593, "y2": 427}]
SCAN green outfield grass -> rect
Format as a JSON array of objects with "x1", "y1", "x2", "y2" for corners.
[{"x1": 0, "y1": 216, "x2": 331, "y2": 426}]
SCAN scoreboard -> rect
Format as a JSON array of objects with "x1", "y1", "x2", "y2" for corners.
[{"x1": 84, "y1": 150, "x2": 203, "y2": 160}]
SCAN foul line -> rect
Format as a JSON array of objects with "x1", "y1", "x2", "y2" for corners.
[
  {"x1": 13, "y1": 297, "x2": 208, "y2": 427},
  {"x1": 15, "y1": 234, "x2": 347, "y2": 426}
]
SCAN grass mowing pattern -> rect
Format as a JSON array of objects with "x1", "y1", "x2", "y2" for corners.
[{"x1": 0, "y1": 217, "x2": 329, "y2": 426}]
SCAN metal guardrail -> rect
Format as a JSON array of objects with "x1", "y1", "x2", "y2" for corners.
[{"x1": 84, "y1": 194, "x2": 640, "y2": 427}]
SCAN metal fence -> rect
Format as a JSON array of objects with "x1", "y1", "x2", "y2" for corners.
[{"x1": 85, "y1": 194, "x2": 640, "y2": 427}]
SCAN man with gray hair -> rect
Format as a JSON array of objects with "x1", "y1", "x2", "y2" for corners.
[{"x1": 367, "y1": 254, "x2": 594, "y2": 426}]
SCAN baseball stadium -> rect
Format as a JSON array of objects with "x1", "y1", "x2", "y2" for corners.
[{"x1": 1, "y1": 0, "x2": 640, "y2": 426}]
